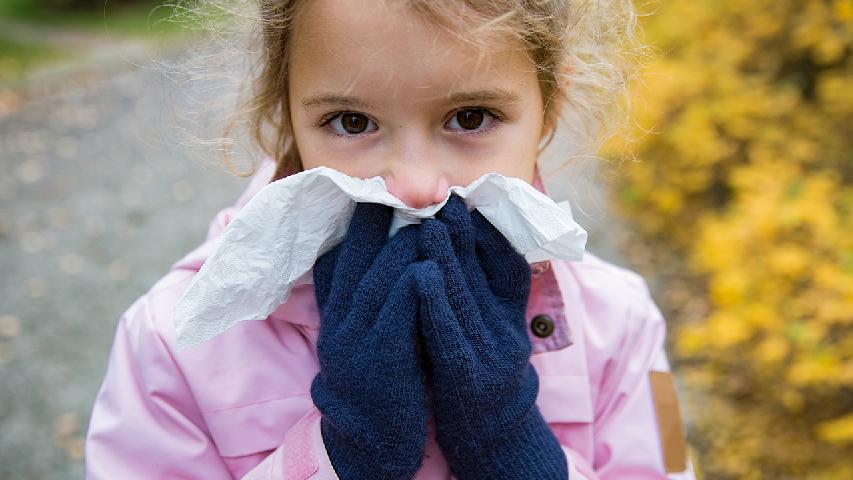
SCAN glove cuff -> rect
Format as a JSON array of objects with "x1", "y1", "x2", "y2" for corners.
[
  {"x1": 441, "y1": 404, "x2": 569, "y2": 480},
  {"x1": 321, "y1": 416, "x2": 427, "y2": 480}
]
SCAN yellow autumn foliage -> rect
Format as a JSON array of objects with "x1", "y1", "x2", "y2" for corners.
[{"x1": 603, "y1": 0, "x2": 853, "y2": 477}]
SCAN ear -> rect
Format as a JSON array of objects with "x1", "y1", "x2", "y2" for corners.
[
  {"x1": 538, "y1": 120, "x2": 558, "y2": 155},
  {"x1": 539, "y1": 92, "x2": 569, "y2": 145},
  {"x1": 539, "y1": 60, "x2": 574, "y2": 141}
]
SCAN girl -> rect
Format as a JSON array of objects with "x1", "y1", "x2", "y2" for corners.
[{"x1": 85, "y1": 0, "x2": 697, "y2": 478}]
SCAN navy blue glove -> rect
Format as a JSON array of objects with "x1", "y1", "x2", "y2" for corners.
[
  {"x1": 414, "y1": 194, "x2": 568, "y2": 479},
  {"x1": 311, "y1": 202, "x2": 429, "y2": 480}
]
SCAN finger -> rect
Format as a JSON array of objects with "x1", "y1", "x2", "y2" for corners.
[
  {"x1": 433, "y1": 195, "x2": 503, "y2": 309},
  {"x1": 412, "y1": 260, "x2": 477, "y2": 374},
  {"x1": 369, "y1": 263, "x2": 428, "y2": 374},
  {"x1": 328, "y1": 202, "x2": 394, "y2": 314},
  {"x1": 434, "y1": 194, "x2": 477, "y2": 268},
  {"x1": 416, "y1": 222, "x2": 491, "y2": 353},
  {"x1": 419, "y1": 218, "x2": 486, "y2": 315},
  {"x1": 336, "y1": 223, "x2": 421, "y2": 341},
  {"x1": 470, "y1": 209, "x2": 531, "y2": 305}
]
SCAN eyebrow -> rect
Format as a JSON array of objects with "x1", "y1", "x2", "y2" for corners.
[
  {"x1": 299, "y1": 88, "x2": 521, "y2": 110},
  {"x1": 444, "y1": 88, "x2": 521, "y2": 105},
  {"x1": 301, "y1": 94, "x2": 376, "y2": 110}
]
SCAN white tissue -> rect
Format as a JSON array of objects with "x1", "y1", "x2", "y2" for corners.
[{"x1": 173, "y1": 166, "x2": 587, "y2": 350}]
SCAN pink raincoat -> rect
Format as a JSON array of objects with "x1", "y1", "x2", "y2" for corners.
[{"x1": 85, "y1": 158, "x2": 698, "y2": 479}]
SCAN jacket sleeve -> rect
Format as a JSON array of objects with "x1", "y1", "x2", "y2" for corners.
[
  {"x1": 84, "y1": 293, "x2": 341, "y2": 480},
  {"x1": 562, "y1": 279, "x2": 697, "y2": 480}
]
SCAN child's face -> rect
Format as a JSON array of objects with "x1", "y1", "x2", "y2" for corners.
[{"x1": 288, "y1": 0, "x2": 545, "y2": 209}]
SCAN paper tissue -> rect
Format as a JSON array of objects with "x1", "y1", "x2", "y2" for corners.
[{"x1": 173, "y1": 166, "x2": 587, "y2": 350}]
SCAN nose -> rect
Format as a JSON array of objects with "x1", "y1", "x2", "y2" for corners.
[
  {"x1": 381, "y1": 132, "x2": 451, "y2": 209},
  {"x1": 384, "y1": 166, "x2": 450, "y2": 209}
]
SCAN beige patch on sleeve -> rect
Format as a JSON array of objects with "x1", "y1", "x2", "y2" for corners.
[{"x1": 649, "y1": 370, "x2": 688, "y2": 473}]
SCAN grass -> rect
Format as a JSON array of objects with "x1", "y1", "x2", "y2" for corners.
[
  {"x1": 0, "y1": 1, "x2": 209, "y2": 88},
  {"x1": 0, "y1": 1, "x2": 197, "y2": 38},
  {"x1": 0, "y1": 36, "x2": 70, "y2": 85}
]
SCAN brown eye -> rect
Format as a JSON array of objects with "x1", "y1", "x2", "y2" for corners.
[
  {"x1": 455, "y1": 109, "x2": 484, "y2": 130},
  {"x1": 446, "y1": 107, "x2": 500, "y2": 134},
  {"x1": 327, "y1": 112, "x2": 377, "y2": 136},
  {"x1": 342, "y1": 113, "x2": 369, "y2": 134}
]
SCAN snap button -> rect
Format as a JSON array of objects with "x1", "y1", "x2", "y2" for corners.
[{"x1": 530, "y1": 314, "x2": 555, "y2": 338}]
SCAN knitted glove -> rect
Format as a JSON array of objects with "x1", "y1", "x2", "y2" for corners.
[
  {"x1": 311, "y1": 202, "x2": 429, "y2": 480},
  {"x1": 414, "y1": 194, "x2": 568, "y2": 479}
]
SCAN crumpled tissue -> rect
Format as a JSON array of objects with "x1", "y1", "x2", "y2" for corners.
[{"x1": 174, "y1": 166, "x2": 587, "y2": 350}]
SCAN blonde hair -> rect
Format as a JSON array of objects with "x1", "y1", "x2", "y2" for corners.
[{"x1": 164, "y1": 0, "x2": 647, "y2": 199}]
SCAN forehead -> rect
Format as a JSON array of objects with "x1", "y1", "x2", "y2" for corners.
[{"x1": 289, "y1": 0, "x2": 536, "y2": 102}]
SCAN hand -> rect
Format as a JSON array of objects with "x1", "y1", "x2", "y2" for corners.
[
  {"x1": 311, "y1": 202, "x2": 429, "y2": 480},
  {"x1": 414, "y1": 194, "x2": 568, "y2": 479}
]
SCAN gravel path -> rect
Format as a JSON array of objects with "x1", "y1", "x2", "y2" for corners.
[{"x1": 0, "y1": 50, "x2": 249, "y2": 479}]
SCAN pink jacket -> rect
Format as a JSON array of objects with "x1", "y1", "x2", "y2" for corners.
[{"x1": 85, "y1": 158, "x2": 697, "y2": 479}]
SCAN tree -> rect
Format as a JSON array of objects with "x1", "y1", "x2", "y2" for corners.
[{"x1": 607, "y1": 1, "x2": 852, "y2": 477}]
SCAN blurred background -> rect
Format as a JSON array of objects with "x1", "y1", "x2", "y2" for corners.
[
  {"x1": 0, "y1": 1, "x2": 251, "y2": 478},
  {"x1": 0, "y1": 1, "x2": 850, "y2": 479}
]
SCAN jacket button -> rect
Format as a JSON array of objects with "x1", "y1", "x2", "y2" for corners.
[{"x1": 530, "y1": 314, "x2": 555, "y2": 338}]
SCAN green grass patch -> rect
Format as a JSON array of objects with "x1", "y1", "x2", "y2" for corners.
[
  {"x1": 0, "y1": 1, "x2": 204, "y2": 39},
  {"x1": 0, "y1": 1, "x2": 217, "y2": 87},
  {"x1": 0, "y1": 36, "x2": 72, "y2": 85}
]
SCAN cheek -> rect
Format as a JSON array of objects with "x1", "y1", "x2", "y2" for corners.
[
  {"x1": 290, "y1": 116, "x2": 353, "y2": 171},
  {"x1": 299, "y1": 151, "x2": 381, "y2": 179},
  {"x1": 457, "y1": 153, "x2": 536, "y2": 185},
  {"x1": 289, "y1": 112, "x2": 382, "y2": 177},
  {"x1": 448, "y1": 127, "x2": 539, "y2": 184},
  {"x1": 292, "y1": 127, "x2": 383, "y2": 179},
  {"x1": 451, "y1": 101, "x2": 542, "y2": 184}
]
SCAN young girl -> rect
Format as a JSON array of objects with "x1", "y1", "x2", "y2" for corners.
[{"x1": 85, "y1": 0, "x2": 697, "y2": 478}]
